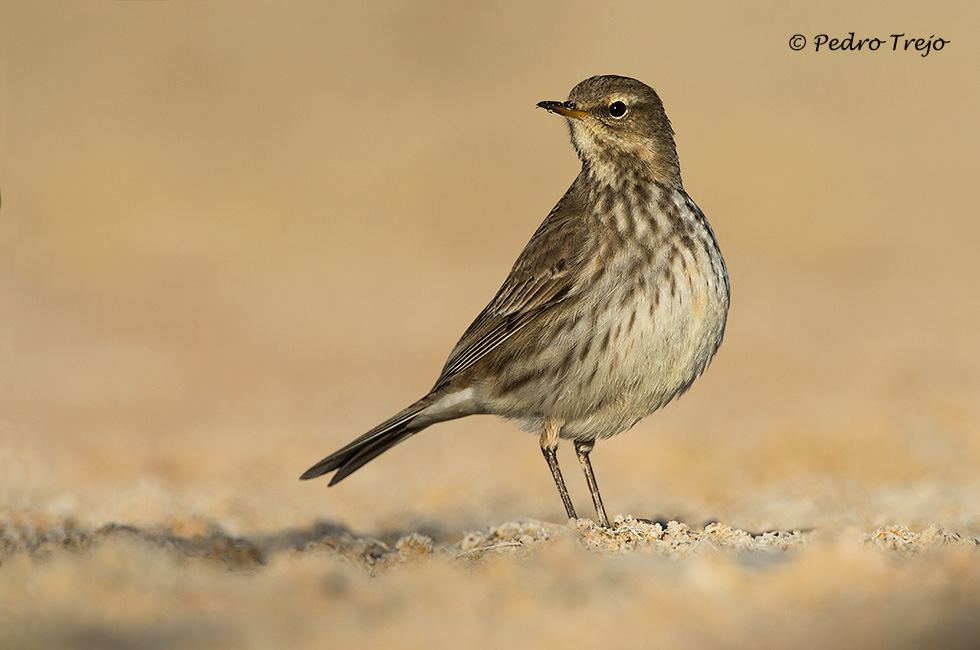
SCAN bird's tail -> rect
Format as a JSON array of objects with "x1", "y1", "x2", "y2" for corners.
[{"x1": 299, "y1": 399, "x2": 433, "y2": 485}]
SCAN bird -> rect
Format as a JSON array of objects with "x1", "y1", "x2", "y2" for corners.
[{"x1": 301, "y1": 75, "x2": 729, "y2": 528}]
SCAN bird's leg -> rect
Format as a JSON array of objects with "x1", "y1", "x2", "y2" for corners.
[
  {"x1": 539, "y1": 418, "x2": 577, "y2": 521},
  {"x1": 574, "y1": 439, "x2": 610, "y2": 528}
]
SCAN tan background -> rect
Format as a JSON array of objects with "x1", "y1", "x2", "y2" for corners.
[{"x1": 1, "y1": 1, "x2": 979, "y2": 648}]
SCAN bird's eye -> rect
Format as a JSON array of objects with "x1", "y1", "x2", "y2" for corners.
[{"x1": 608, "y1": 101, "x2": 627, "y2": 118}]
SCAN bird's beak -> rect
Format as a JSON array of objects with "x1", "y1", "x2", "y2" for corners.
[{"x1": 537, "y1": 100, "x2": 589, "y2": 121}]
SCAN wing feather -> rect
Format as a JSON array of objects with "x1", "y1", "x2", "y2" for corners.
[{"x1": 433, "y1": 180, "x2": 588, "y2": 386}]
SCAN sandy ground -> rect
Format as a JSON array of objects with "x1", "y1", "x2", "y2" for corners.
[{"x1": 2, "y1": 1, "x2": 980, "y2": 649}]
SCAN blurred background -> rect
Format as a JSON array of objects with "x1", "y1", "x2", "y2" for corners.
[
  {"x1": 1, "y1": 0, "x2": 978, "y2": 538},
  {"x1": 4, "y1": 3, "x2": 980, "y2": 649}
]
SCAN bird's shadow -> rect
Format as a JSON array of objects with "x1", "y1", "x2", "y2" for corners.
[{"x1": 4, "y1": 519, "x2": 434, "y2": 572}]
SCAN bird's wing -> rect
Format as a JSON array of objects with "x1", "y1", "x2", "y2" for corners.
[{"x1": 433, "y1": 190, "x2": 585, "y2": 386}]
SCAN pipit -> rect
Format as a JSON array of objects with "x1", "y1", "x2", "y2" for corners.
[{"x1": 301, "y1": 75, "x2": 729, "y2": 527}]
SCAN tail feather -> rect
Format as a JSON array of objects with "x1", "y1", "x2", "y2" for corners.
[{"x1": 299, "y1": 400, "x2": 430, "y2": 484}]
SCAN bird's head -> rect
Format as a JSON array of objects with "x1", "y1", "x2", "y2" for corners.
[{"x1": 538, "y1": 75, "x2": 682, "y2": 188}]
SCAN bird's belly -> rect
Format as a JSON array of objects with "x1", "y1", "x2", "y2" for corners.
[
  {"x1": 483, "y1": 267, "x2": 728, "y2": 440},
  {"x1": 568, "y1": 285, "x2": 724, "y2": 436}
]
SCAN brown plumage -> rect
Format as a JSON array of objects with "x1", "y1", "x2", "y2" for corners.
[{"x1": 301, "y1": 75, "x2": 729, "y2": 527}]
